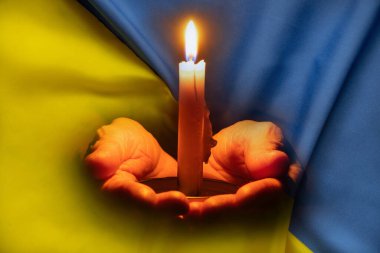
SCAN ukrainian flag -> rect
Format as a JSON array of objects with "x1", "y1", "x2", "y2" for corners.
[{"x1": 2, "y1": 0, "x2": 380, "y2": 252}]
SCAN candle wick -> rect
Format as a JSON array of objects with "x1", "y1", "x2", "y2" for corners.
[{"x1": 187, "y1": 56, "x2": 196, "y2": 62}]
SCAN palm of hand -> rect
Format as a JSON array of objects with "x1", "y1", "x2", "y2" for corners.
[
  {"x1": 86, "y1": 118, "x2": 292, "y2": 217},
  {"x1": 86, "y1": 118, "x2": 176, "y2": 181},
  {"x1": 86, "y1": 118, "x2": 186, "y2": 213},
  {"x1": 188, "y1": 121, "x2": 290, "y2": 216},
  {"x1": 204, "y1": 120, "x2": 289, "y2": 184}
]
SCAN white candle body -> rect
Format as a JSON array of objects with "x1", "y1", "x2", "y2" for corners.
[{"x1": 178, "y1": 60, "x2": 206, "y2": 196}]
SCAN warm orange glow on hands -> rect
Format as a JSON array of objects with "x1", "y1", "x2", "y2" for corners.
[
  {"x1": 85, "y1": 118, "x2": 189, "y2": 215},
  {"x1": 188, "y1": 120, "x2": 297, "y2": 217},
  {"x1": 205, "y1": 120, "x2": 290, "y2": 185},
  {"x1": 85, "y1": 118, "x2": 297, "y2": 218}
]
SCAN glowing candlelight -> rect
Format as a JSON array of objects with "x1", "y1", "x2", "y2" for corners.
[
  {"x1": 178, "y1": 20, "x2": 206, "y2": 196},
  {"x1": 185, "y1": 20, "x2": 197, "y2": 61}
]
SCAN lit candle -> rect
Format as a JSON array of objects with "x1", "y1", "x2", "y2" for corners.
[{"x1": 178, "y1": 20, "x2": 206, "y2": 196}]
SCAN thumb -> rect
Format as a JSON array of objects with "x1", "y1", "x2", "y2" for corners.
[
  {"x1": 85, "y1": 144, "x2": 122, "y2": 180},
  {"x1": 245, "y1": 149, "x2": 289, "y2": 180},
  {"x1": 243, "y1": 121, "x2": 289, "y2": 180}
]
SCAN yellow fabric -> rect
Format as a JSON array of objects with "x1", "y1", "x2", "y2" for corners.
[
  {"x1": 0, "y1": 0, "x2": 307, "y2": 252},
  {"x1": 286, "y1": 233, "x2": 313, "y2": 253}
]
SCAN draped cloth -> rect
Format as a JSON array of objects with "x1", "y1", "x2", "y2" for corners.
[
  {"x1": 1, "y1": 0, "x2": 380, "y2": 252},
  {"x1": 0, "y1": 1, "x2": 305, "y2": 252},
  {"x1": 81, "y1": 1, "x2": 380, "y2": 252}
]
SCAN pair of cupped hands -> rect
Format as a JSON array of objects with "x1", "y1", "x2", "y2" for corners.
[{"x1": 86, "y1": 118, "x2": 297, "y2": 218}]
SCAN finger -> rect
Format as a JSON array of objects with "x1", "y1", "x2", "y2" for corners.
[
  {"x1": 85, "y1": 117, "x2": 155, "y2": 180},
  {"x1": 241, "y1": 122, "x2": 289, "y2": 180},
  {"x1": 235, "y1": 178, "x2": 283, "y2": 210},
  {"x1": 288, "y1": 162, "x2": 302, "y2": 183},
  {"x1": 85, "y1": 143, "x2": 123, "y2": 180},
  {"x1": 202, "y1": 194, "x2": 236, "y2": 217},
  {"x1": 283, "y1": 162, "x2": 302, "y2": 195},
  {"x1": 155, "y1": 191, "x2": 189, "y2": 215},
  {"x1": 85, "y1": 119, "x2": 134, "y2": 180},
  {"x1": 187, "y1": 201, "x2": 204, "y2": 218},
  {"x1": 102, "y1": 170, "x2": 156, "y2": 207},
  {"x1": 245, "y1": 150, "x2": 289, "y2": 180}
]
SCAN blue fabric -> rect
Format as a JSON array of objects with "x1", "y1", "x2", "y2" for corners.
[
  {"x1": 290, "y1": 13, "x2": 380, "y2": 252},
  {"x1": 80, "y1": 0, "x2": 380, "y2": 251}
]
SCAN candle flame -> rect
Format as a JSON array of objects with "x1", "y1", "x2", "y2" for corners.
[{"x1": 185, "y1": 20, "x2": 197, "y2": 62}]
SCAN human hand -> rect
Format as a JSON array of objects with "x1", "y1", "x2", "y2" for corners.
[
  {"x1": 85, "y1": 118, "x2": 189, "y2": 215},
  {"x1": 85, "y1": 118, "x2": 297, "y2": 218},
  {"x1": 189, "y1": 120, "x2": 297, "y2": 217}
]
